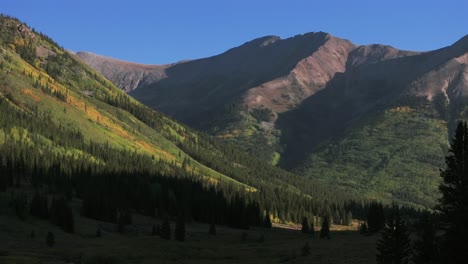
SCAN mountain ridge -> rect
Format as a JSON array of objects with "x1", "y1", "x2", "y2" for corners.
[
  {"x1": 78, "y1": 29, "x2": 468, "y2": 207},
  {"x1": 1, "y1": 15, "x2": 368, "y2": 218}
]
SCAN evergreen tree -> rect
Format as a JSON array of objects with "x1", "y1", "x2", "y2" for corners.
[
  {"x1": 310, "y1": 220, "x2": 315, "y2": 236},
  {"x1": 46, "y1": 231, "x2": 55, "y2": 247},
  {"x1": 320, "y1": 216, "x2": 330, "y2": 239},
  {"x1": 413, "y1": 213, "x2": 437, "y2": 264},
  {"x1": 209, "y1": 222, "x2": 216, "y2": 236},
  {"x1": 345, "y1": 211, "x2": 353, "y2": 226},
  {"x1": 11, "y1": 192, "x2": 27, "y2": 220},
  {"x1": 156, "y1": 224, "x2": 161, "y2": 236},
  {"x1": 263, "y1": 211, "x2": 272, "y2": 228},
  {"x1": 301, "y1": 217, "x2": 310, "y2": 234},
  {"x1": 117, "y1": 214, "x2": 125, "y2": 234},
  {"x1": 30, "y1": 192, "x2": 48, "y2": 219},
  {"x1": 436, "y1": 121, "x2": 468, "y2": 264},
  {"x1": 368, "y1": 202, "x2": 385, "y2": 233},
  {"x1": 376, "y1": 205, "x2": 411, "y2": 264},
  {"x1": 241, "y1": 232, "x2": 248, "y2": 242},
  {"x1": 175, "y1": 213, "x2": 186, "y2": 242},
  {"x1": 49, "y1": 196, "x2": 74, "y2": 233},
  {"x1": 257, "y1": 233, "x2": 264, "y2": 243},
  {"x1": 161, "y1": 218, "x2": 171, "y2": 240},
  {"x1": 62, "y1": 203, "x2": 74, "y2": 233},
  {"x1": 151, "y1": 224, "x2": 157, "y2": 236},
  {"x1": 360, "y1": 222, "x2": 368, "y2": 235},
  {"x1": 301, "y1": 242, "x2": 311, "y2": 256}
]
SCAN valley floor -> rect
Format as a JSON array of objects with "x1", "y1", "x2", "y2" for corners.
[{"x1": 0, "y1": 213, "x2": 378, "y2": 264}]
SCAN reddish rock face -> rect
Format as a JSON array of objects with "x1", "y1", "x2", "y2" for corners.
[
  {"x1": 77, "y1": 33, "x2": 468, "y2": 132},
  {"x1": 244, "y1": 35, "x2": 356, "y2": 116}
]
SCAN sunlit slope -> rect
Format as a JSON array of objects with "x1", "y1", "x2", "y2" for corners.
[{"x1": 0, "y1": 15, "x2": 251, "y2": 188}]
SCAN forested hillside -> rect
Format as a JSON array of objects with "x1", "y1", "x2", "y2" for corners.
[
  {"x1": 295, "y1": 105, "x2": 448, "y2": 208},
  {"x1": 0, "y1": 15, "x2": 372, "y2": 229}
]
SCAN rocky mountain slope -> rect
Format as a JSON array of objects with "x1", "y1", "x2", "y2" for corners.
[{"x1": 78, "y1": 30, "x2": 468, "y2": 207}]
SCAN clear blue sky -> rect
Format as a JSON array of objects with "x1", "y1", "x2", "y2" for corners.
[{"x1": 2, "y1": 0, "x2": 467, "y2": 64}]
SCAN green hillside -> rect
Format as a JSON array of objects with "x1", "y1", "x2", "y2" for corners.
[
  {"x1": 0, "y1": 18, "x2": 237, "y2": 184},
  {"x1": 295, "y1": 104, "x2": 449, "y2": 208}
]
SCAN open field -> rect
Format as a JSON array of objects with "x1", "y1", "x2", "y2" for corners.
[{"x1": 0, "y1": 212, "x2": 378, "y2": 264}]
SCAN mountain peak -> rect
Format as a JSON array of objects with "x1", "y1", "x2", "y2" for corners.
[
  {"x1": 451, "y1": 34, "x2": 468, "y2": 53},
  {"x1": 455, "y1": 34, "x2": 468, "y2": 45}
]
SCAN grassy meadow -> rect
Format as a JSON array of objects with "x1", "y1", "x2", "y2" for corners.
[{"x1": 0, "y1": 211, "x2": 378, "y2": 264}]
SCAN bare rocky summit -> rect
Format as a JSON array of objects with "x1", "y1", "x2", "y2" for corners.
[{"x1": 76, "y1": 51, "x2": 169, "y2": 92}]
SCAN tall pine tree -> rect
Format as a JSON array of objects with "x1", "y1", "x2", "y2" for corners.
[
  {"x1": 376, "y1": 205, "x2": 411, "y2": 264},
  {"x1": 175, "y1": 213, "x2": 186, "y2": 242},
  {"x1": 320, "y1": 216, "x2": 330, "y2": 239},
  {"x1": 437, "y1": 121, "x2": 468, "y2": 263},
  {"x1": 301, "y1": 217, "x2": 310, "y2": 234},
  {"x1": 263, "y1": 211, "x2": 272, "y2": 228},
  {"x1": 367, "y1": 202, "x2": 385, "y2": 233},
  {"x1": 161, "y1": 217, "x2": 171, "y2": 240},
  {"x1": 413, "y1": 212, "x2": 437, "y2": 264}
]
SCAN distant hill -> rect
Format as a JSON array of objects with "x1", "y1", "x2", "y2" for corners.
[{"x1": 78, "y1": 24, "x2": 468, "y2": 207}]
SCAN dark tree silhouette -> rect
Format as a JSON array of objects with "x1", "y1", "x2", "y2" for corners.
[
  {"x1": 310, "y1": 220, "x2": 315, "y2": 236},
  {"x1": 209, "y1": 222, "x2": 216, "y2": 236},
  {"x1": 46, "y1": 231, "x2": 55, "y2": 247},
  {"x1": 360, "y1": 222, "x2": 368, "y2": 235},
  {"x1": 436, "y1": 121, "x2": 468, "y2": 264},
  {"x1": 161, "y1": 218, "x2": 171, "y2": 240},
  {"x1": 257, "y1": 233, "x2": 264, "y2": 243},
  {"x1": 49, "y1": 197, "x2": 74, "y2": 233},
  {"x1": 301, "y1": 217, "x2": 310, "y2": 234},
  {"x1": 413, "y1": 213, "x2": 437, "y2": 264},
  {"x1": 367, "y1": 202, "x2": 385, "y2": 233},
  {"x1": 301, "y1": 242, "x2": 311, "y2": 256},
  {"x1": 376, "y1": 205, "x2": 411, "y2": 264},
  {"x1": 117, "y1": 214, "x2": 125, "y2": 234},
  {"x1": 30, "y1": 192, "x2": 48, "y2": 219},
  {"x1": 241, "y1": 232, "x2": 248, "y2": 242},
  {"x1": 320, "y1": 216, "x2": 330, "y2": 239},
  {"x1": 263, "y1": 211, "x2": 272, "y2": 228},
  {"x1": 175, "y1": 213, "x2": 186, "y2": 242}
]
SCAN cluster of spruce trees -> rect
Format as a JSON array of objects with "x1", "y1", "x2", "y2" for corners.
[{"x1": 373, "y1": 122, "x2": 468, "y2": 264}]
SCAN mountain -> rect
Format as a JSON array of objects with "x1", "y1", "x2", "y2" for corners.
[
  {"x1": 78, "y1": 26, "x2": 468, "y2": 207},
  {"x1": 78, "y1": 32, "x2": 354, "y2": 125},
  {"x1": 0, "y1": 14, "x2": 368, "y2": 230},
  {"x1": 75, "y1": 51, "x2": 169, "y2": 93}
]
